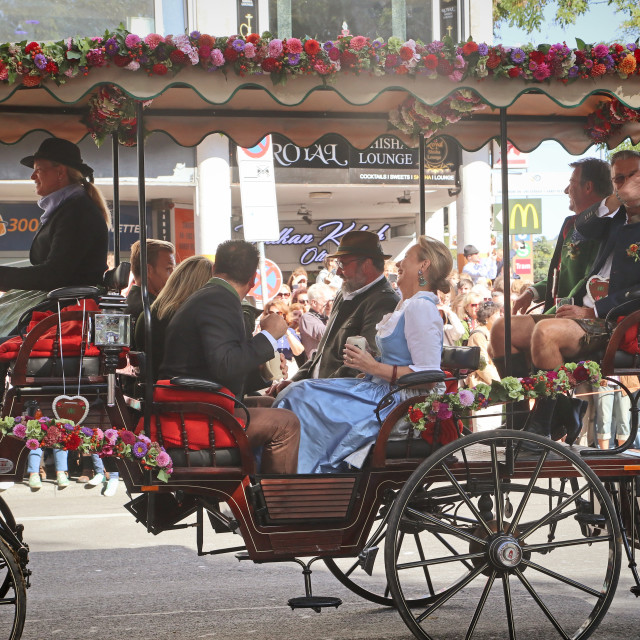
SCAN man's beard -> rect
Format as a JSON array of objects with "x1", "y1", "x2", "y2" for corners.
[{"x1": 342, "y1": 272, "x2": 369, "y2": 294}]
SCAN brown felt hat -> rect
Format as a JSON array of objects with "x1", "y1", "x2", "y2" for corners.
[
  {"x1": 327, "y1": 230, "x2": 391, "y2": 260},
  {"x1": 21, "y1": 137, "x2": 94, "y2": 178}
]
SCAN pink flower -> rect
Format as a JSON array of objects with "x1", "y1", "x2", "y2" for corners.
[
  {"x1": 210, "y1": 48, "x2": 224, "y2": 67},
  {"x1": 125, "y1": 33, "x2": 141, "y2": 48},
  {"x1": 0, "y1": 66, "x2": 8, "y2": 81},
  {"x1": 437, "y1": 404, "x2": 453, "y2": 420},
  {"x1": 350, "y1": 36, "x2": 368, "y2": 51},
  {"x1": 156, "y1": 451, "x2": 172, "y2": 467},
  {"x1": 144, "y1": 33, "x2": 165, "y2": 50},
  {"x1": 268, "y1": 39, "x2": 283, "y2": 58},
  {"x1": 125, "y1": 60, "x2": 140, "y2": 71},
  {"x1": 95, "y1": 428, "x2": 104, "y2": 441},
  {"x1": 286, "y1": 38, "x2": 303, "y2": 54},
  {"x1": 12, "y1": 424, "x2": 27, "y2": 438},
  {"x1": 104, "y1": 428, "x2": 118, "y2": 445},
  {"x1": 448, "y1": 70, "x2": 464, "y2": 82},
  {"x1": 244, "y1": 42, "x2": 256, "y2": 58},
  {"x1": 100, "y1": 445, "x2": 114, "y2": 456},
  {"x1": 138, "y1": 434, "x2": 151, "y2": 445},
  {"x1": 26, "y1": 439, "x2": 40, "y2": 450},
  {"x1": 119, "y1": 430, "x2": 137, "y2": 445},
  {"x1": 533, "y1": 62, "x2": 551, "y2": 80},
  {"x1": 592, "y1": 44, "x2": 609, "y2": 58}
]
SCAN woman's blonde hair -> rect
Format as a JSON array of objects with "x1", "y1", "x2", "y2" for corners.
[
  {"x1": 415, "y1": 236, "x2": 454, "y2": 293},
  {"x1": 152, "y1": 255, "x2": 214, "y2": 321},
  {"x1": 65, "y1": 166, "x2": 112, "y2": 228}
]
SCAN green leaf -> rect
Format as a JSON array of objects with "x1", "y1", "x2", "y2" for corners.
[
  {"x1": 157, "y1": 468, "x2": 170, "y2": 483},
  {"x1": 575, "y1": 37, "x2": 586, "y2": 50},
  {"x1": 66, "y1": 51, "x2": 81, "y2": 60}
]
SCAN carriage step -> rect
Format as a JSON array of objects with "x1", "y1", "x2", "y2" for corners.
[
  {"x1": 631, "y1": 585, "x2": 640, "y2": 597},
  {"x1": 235, "y1": 551, "x2": 251, "y2": 561},
  {"x1": 358, "y1": 546, "x2": 379, "y2": 576},
  {"x1": 574, "y1": 514, "x2": 607, "y2": 525},
  {"x1": 288, "y1": 596, "x2": 342, "y2": 613}
]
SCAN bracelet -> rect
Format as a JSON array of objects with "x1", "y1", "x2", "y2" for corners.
[{"x1": 391, "y1": 365, "x2": 398, "y2": 385}]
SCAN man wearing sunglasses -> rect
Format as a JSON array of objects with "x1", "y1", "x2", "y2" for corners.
[{"x1": 269, "y1": 230, "x2": 398, "y2": 394}]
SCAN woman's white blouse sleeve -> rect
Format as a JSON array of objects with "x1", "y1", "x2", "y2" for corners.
[{"x1": 404, "y1": 297, "x2": 443, "y2": 372}]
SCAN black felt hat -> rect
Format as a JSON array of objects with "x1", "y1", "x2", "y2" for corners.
[
  {"x1": 20, "y1": 137, "x2": 94, "y2": 178},
  {"x1": 327, "y1": 230, "x2": 391, "y2": 260},
  {"x1": 463, "y1": 244, "x2": 479, "y2": 257}
]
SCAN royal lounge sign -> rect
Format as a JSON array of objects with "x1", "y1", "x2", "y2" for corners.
[
  {"x1": 264, "y1": 219, "x2": 391, "y2": 266},
  {"x1": 233, "y1": 135, "x2": 458, "y2": 185}
]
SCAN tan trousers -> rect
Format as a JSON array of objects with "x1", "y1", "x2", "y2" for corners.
[{"x1": 238, "y1": 406, "x2": 300, "y2": 474}]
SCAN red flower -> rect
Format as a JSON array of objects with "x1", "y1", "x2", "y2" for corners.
[
  {"x1": 635, "y1": 50, "x2": 640, "y2": 63},
  {"x1": 487, "y1": 53, "x2": 501, "y2": 69},
  {"x1": 573, "y1": 365, "x2": 589, "y2": 382},
  {"x1": 304, "y1": 39, "x2": 321, "y2": 56},
  {"x1": 152, "y1": 63, "x2": 168, "y2": 75},
  {"x1": 424, "y1": 54, "x2": 438, "y2": 69},
  {"x1": 170, "y1": 50, "x2": 189, "y2": 65},
  {"x1": 261, "y1": 57, "x2": 278, "y2": 72},
  {"x1": 462, "y1": 41, "x2": 479, "y2": 56},
  {"x1": 45, "y1": 61, "x2": 58, "y2": 74},
  {"x1": 328, "y1": 47, "x2": 341, "y2": 61},
  {"x1": 529, "y1": 50, "x2": 545, "y2": 65},
  {"x1": 66, "y1": 433, "x2": 82, "y2": 451},
  {"x1": 591, "y1": 63, "x2": 607, "y2": 77},
  {"x1": 399, "y1": 46, "x2": 414, "y2": 61},
  {"x1": 408, "y1": 407, "x2": 424, "y2": 422},
  {"x1": 574, "y1": 50, "x2": 587, "y2": 64},
  {"x1": 395, "y1": 65, "x2": 409, "y2": 75},
  {"x1": 223, "y1": 47, "x2": 238, "y2": 62},
  {"x1": 199, "y1": 45, "x2": 212, "y2": 59},
  {"x1": 113, "y1": 54, "x2": 132, "y2": 67},
  {"x1": 25, "y1": 41, "x2": 40, "y2": 54},
  {"x1": 508, "y1": 67, "x2": 521, "y2": 78},
  {"x1": 437, "y1": 58, "x2": 453, "y2": 75},
  {"x1": 246, "y1": 33, "x2": 261, "y2": 44},
  {"x1": 22, "y1": 74, "x2": 42, "y2": 87},
  {"x1": 340, "y1": 50, "x2": 358, "y2": 67},
  {"x1": 614, "y1": 43, "x2": 624, "y2": 54}
]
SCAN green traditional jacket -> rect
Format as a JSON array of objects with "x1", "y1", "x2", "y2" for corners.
[{"x1": 532, "y1": 214, "x2": 601, "y2": 313}]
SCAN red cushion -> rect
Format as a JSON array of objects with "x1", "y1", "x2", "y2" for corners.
[
  {"x1": 618, "y1": 317, "x2": 640, "y2": 355},
  {"x1": 136, "y1": 380, "x2": 245, "y2": 450}
]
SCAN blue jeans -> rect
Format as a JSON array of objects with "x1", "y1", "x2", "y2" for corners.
[
  {"x1": 27, "y1": 448, "x2": 68, "y2": 474},
  {"x1": 91, "y1": 454, "x2": 118, "y2": 479}
]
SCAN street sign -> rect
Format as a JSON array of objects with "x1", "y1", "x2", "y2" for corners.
[
  {"x1": 237, "y1": 136, "x2": 280, "y2": 242},
  {"x1": 248, "y1": 258, "x2": 282, "y2": 304},
  {"x1": 493, "y1": 198, "x2": 542, "y2": 234}
]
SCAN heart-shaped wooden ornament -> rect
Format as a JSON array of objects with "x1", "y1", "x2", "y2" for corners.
[
  {"x1": 587, "y1": 276, "x2": 609, "y2": 302},
  {"x1": 52, "y1": 395, "x2": 90, "y2": 425}
]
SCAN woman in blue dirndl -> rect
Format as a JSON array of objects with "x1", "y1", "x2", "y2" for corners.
[{"x1": 273, "y1": 236, "x2": 453, "y2": 473}]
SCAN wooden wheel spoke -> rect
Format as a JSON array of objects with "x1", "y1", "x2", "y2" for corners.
[
  {"x1": 525, "y1": 535, "x2": 613, "y2": 553},
  {"x1": 464, "y1": 570, "x2": 497, "y2": 640},
  {"x1": 406, "y1": 507, "x2": 488, "y2": 546},
  {"x1": 507, "y1": 449, "x2": 549, "y2": 536},
  {"x1": 491, "y1": 443, "x2": 504, "y2": 532},
  {"x1": 521, "y1": 559, "x2": 604, "y2": 598},
  {"x1": 502, "y1": 573, "x2": 517, "y2": 640},
  {"x1": 397, "y1": 550, "x2": 486, "y2": 571}
]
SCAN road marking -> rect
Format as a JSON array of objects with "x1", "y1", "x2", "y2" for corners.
[{"x1": 19, "y1": 513, "x2": 133, "y2": 521}]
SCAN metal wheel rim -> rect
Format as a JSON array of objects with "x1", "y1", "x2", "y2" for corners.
[
  {"x1": 384, "y1": 430, "x2": 621, "y2": 640},
  {"x1": 0, "y1": 537, "x2": 27, "y2": 640}
]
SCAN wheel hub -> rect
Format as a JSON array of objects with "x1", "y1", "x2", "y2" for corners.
[{"x1": 489, "y1": 536, "x2": 523, "y2": 569}]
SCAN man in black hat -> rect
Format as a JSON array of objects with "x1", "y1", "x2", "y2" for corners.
[
  {"x1": 461, "y1": 244, "x2": 496, "y2": 284},
  {"x1": 270, "y1": 230, "x2": 399, "y2": 394},
  {"x1": 0, "y1": 137, "x2": 110, "y2": 334}
]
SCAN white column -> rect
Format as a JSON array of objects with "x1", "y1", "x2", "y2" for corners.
[
  {"x1": 424, "y1": 208, "x2": 445, "y2": 242},
  {"x1": 195, "y1": 135, "x2": 232, "y2": 256},
  {"x1": 456, "y1": 148, "x2": 491, "y2": 271}
]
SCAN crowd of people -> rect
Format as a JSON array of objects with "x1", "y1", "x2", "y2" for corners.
[{"x1": 2, "y1": 138, "x2": 640, "y2": 490}]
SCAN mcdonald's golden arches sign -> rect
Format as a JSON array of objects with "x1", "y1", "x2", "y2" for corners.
[{"x1": 493, "y1": 198, "x2": 542, "y2": 234}]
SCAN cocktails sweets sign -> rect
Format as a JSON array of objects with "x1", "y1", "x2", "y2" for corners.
[{"x1": 265, "y1": 220, "x2": 391, "y2": 266}]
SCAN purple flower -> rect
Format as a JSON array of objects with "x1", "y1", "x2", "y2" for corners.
[
  {"x1": 63, "y1": 423, "x2": 74, "y2": 431},
  {"x1": 155, "y1": 451, "x2": 172, "y2": 467},
  {"x1": 133, "y1": 441, "x2": 148, "y2": 458},
  {"x1": 603, "y1": 54, "x2": 615, "y2": 69},
  {"x1": 138, "y1": 434, "x2": 151, "y2": 445},
  {"x1": 437, "y1": 404, "x2": 453, "y2": 420},
  {"x1": 568, "y1": 65, "x2": 579, "y2": 78},
  {"x1": 12, "y1": 424, "x2": 27, "y2": 438},
  {"x1": 287, "y1": 53, "x2": 300, "y2": 65},
  {"x1": 511, "y1": 48, "x2": 526, "y2": 64},
  {"x1": 190, "y1": 30, "x2": 201, "y2": 40},
  {"x1": 105, "y1": 38, "x2": 119, "y2": 56},
  {"x1": 323, "y1": 41, "x2": 334, "y2": 51},
  {"x1": 478, "y1": 43, "x2": 488, "y2": 56},
  {"x1": 34, "y1": 53, "x2": 47, "y2": 70},
  {"x1": 81, "y1": 427, "x2": 93, "y2": 437},
  {"x1": 372, "y1": 40, "x2": 382, "y2": 49},
  {"x1": 14, "y1": 417, "x2": 22, "y2": 424},
  {"x1": 232, "y1": 39, "x2": 245, "y2": 52},
  {"x1": 125, "y1": 33, "x2": 141, "y2": 48},
  {"x1": 627, "y1": 43, "x2": 637, "y2": 52},
  {"x1": 26, "y1": 439, "x2": 40, "y2": 451},
  {"x1": 592, "y1": 43, "x2": 609, "y2": 58},
  {"x1": 458, "y1": 389, "x2": 475, "y2": 407}
]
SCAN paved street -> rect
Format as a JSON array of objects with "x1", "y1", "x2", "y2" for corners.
[{"x1": 1, "y1": 478, "x2": 639, "y2": 640}]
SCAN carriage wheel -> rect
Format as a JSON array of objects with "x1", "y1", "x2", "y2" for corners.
[
  {"x1": 325, "y1": 487, "x2": 473, "y2": 607},
  {"x1": 0, "y1": 537, "x2": 27, "y2": 640},
  {"x1": 384, "y1": 430, "x2": 621, "y2": 640}
]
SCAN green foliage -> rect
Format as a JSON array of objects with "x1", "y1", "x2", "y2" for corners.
[
  {"x1": 493, "y1": 0, "x2": 640, "y2": 38},
  {"x1": 533, "y1": 236, "x2": 555, "y2": 282}
]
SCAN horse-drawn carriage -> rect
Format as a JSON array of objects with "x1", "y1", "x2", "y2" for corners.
[{"x1": 2, "y1": 29, "x2": 640, "y2": 640}]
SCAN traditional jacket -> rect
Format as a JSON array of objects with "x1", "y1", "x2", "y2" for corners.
[
  {"x1": 294, "y1": 276, "x2": 399, "y2": 380},
  {"x1": 532, "y1": 214, "x2": 601, "y2": 313}
]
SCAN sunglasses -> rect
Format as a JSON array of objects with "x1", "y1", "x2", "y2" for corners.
[
  {"x1": 337, "y1": 258, "x2": 363, "y2": 269},
  {"x1": 613, "y1": 168, "x2": 639, "y2": 187},
  {"x1": 276, "y1": 292, "x2": 291, "y2": 298},
  {"x1": 298, "y1": 298, "x2": 309, "y2": 303}
]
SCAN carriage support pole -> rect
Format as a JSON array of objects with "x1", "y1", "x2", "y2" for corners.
[
  {"x1": 500, "y1": 108, "x2": 514, "y2": 425},
  {"x1": 112, "y1": 133, "x2": 121, "y2": 266},
  {"x1": 419, "y1": 137, "x2": 426, "y2": 236}
]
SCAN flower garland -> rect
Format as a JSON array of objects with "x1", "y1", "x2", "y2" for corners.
[
  {"x1": 0, "y1": 416, "x2": 173, "y2": 482},
  {"x1": 1, "y1": 26, "x2": 638, "y2": 89},
  {"x1": 585, "y1": 97, "x2": 640, "y2": 144},
  {"x1": 388, "y1": 91, "x2": 487, "y2": 139},
  {"x1": 82, "y1": 84, "x2": 151, "y2": 147},
  {"x1": 408, "y1": 360, "x2": 602, "y2": 432}
]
